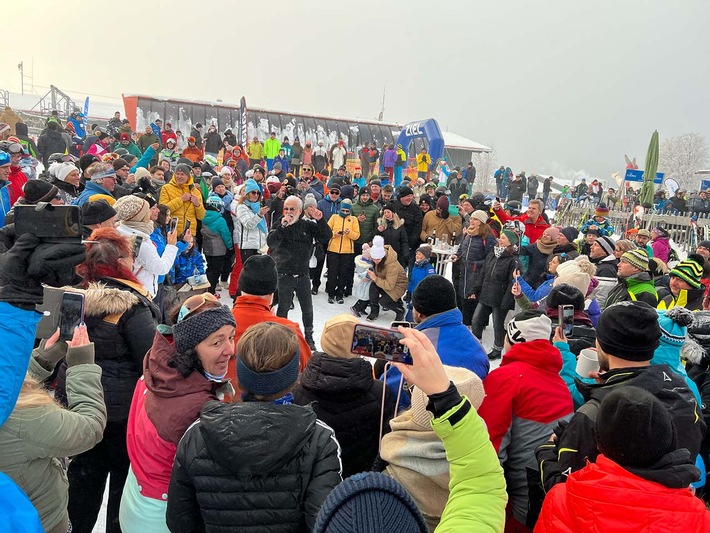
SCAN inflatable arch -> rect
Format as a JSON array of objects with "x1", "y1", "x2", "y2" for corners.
[{"x1": 395, "y1": 118, "x2": 445, "y2": 169}]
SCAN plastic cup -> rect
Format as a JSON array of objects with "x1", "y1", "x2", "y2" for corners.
[{"x1": 576, "y1": 348, "x2": 599, "y2": 377}]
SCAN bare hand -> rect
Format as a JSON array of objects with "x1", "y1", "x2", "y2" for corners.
[
  {"x1": 68, "y1": 324, "x2": 90, "y2": 348},
  {"x1": 190, "y1": 195, "x2": 201, "y2": 207},
  {"x1": 552, "y1": 325, "x2": 568, "y2": 344},
  {"x1": 125, "y1": 174, "x2": 136, "y2": 185},
  {"x1": 150, "y1": 142, "x2": 159, "y2": 151},
  {"x1": 392, "y1": 327, "x2": 450, "y2": 396},
  {"x1": 310, "y1": 207, "x2": 323, "y2": 220},
  {"x1": 451, "y1": 254, "x2": 458, "y2": 262},
  {"x1": 492, "y1": 200, "x2": 501, "y2": 210},
  {"x1": 358, "y1": 213, "x2": 366, "y2": 222},
  {"x1": 181, "y1": 192, "x2": 191, "y2": 201},
  {"x1": 377, "y1": 225, "x2": 385, "y2": 232},
  {"x1": 344, "y1": 228, "x2": 350, "y2": 234},
  {"x1": 167, "y1": 229, "x2": 178, "y2": 245},
  {"x1": 512, "y1": 281, "x2": 522, "y2": 297},
  {"x1": 183, "y1": 228, "x2": 193, "y2": 244},
  {"x1": 259, "y1": 206, "x2": 270, "y2": 216},
  {"x1": 44, "y1": 328, "x2": 62, "y2": 350},
  {"x1": 513, "y1": 269, "x2": 521, "y2": 279},
  {"x1": 366, "y1": 269, "x2": 376, "y2": 280}
]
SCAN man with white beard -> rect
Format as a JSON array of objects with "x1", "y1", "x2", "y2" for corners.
[{"x1": 267, "y1": 195, "x2": 332, "y2": 350}]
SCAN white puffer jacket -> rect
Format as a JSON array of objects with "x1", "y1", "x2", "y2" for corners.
[{"x1": 232, "y1": 200, "x2": 267, "y2": 251}]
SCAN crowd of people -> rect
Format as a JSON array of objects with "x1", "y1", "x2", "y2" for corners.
[{"x1": 0, "y1": 111, "x2": 710, "y2": 532}]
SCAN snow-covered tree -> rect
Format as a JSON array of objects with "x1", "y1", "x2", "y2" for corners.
[
  {"x1": 471, "y1": 145, "x2": 497, "y2": 193},
  {"x1": 659, "y1": 133, "x2": 709, "y2": 190}
]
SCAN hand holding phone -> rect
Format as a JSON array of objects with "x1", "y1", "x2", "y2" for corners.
[{"x1": 391, "y1": 327, "x2": 451, "y2": 395}]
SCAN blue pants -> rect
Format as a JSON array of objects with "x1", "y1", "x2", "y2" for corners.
[
  {"x1": 394, "y1": 166, "x2": 403, "y2": 188},
  {"x1": 266, "y1": 158, "x2": 275, "y2": 171}
]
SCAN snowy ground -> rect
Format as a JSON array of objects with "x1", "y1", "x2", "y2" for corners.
[{"x1": 91, "y1": 270, "x2": 496, "y2": 531}]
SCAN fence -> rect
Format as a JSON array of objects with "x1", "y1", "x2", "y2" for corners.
[{"x1": 552, "y1": 206, "x2": 710, "y2": 253}]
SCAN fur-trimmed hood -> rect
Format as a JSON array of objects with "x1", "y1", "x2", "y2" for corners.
[
  {"x1": 377, "y1": 213, "x2": 404, "y2": 229},
  {"x1": 83, "y1": 278, "x2": 150, "y2": 317}
]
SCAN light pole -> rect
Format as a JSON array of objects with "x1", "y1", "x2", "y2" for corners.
[{"x1": 17, "y1": 61, "x2": 23, "y2": 95}]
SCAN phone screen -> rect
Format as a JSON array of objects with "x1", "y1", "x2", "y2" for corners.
[
  {"x1": 351, "y1": 324, "x2": 412, "y2": 364},
  {"x1": 59, "y1": 293, "x2": 85, "y2": 341},
  {"x1": 132, "y1": 236, "x2": 143, "y2": 259},
  {"x1": 169, "y1": 217, "x2": 178, "y2": 233},
  {"x1": 559, "y1": 305, "x2": 574, "y2": 336}
]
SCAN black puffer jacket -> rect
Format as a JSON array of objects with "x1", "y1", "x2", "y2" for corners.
[
  {"x1": 376, "y1": 215, "x2": 409, "y2": 267},
  {"x1": 472, "y1": 249, "x2": 520, "y2": 310},
  {"x1": 55, "y1": 278, "x2": 158, "y2": 422},
  {"x1": 394, "y1": 198, "x2": 423, "y2": 250},
  {"x1": 166, "y1": 400, "x2": 342, "y2": 533},
  {"x1": 293, "y1": 352, "x2": 397, "y2": 478},
  {"x1": 267, "y1": 216, "x2": 332, "y2": 275},
  {"x1": 457, "y1": 232, "x2": 495, "y2": 298},
  {"x1": 538, "y1": 364, "x2": 706, "y2": 493},
  {"x1": 37, "y1": 128, "x2": 68, "y2": 166}
]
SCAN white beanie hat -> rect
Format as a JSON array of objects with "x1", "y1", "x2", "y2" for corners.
[
  {"x1": 370, "y1": 235, "x2": 386, "y2": 260},
  {"x1": 506, "y1": 310, "x2": 552, "y2": 345},
  {"x1": 554, "y1": 260, "x2": 591, "y2": 296},
  {"x1": 49, "y1": 161, "x2": 78, "y2": 182}
]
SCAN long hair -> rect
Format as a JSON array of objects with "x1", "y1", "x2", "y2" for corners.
[
  {"x1": 77, "y1": 227, "x2": 140, "y2": 286},
  {"x1": 13, "y1": 375, "x2": 60, "y2": 411}
]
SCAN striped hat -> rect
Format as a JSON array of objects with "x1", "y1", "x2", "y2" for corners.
[
  {"x1": 594, "y1": 203, "x2": 610, "y2": 217},
  {"x1": 669, "y1": 254, "x2": 704, "y2": 289},
  {"x1": 596, "y1": 235, "x2": 616, "y2": 256},
  {"x1": 621, "y1": 249, "x2": 649, "y2": 272}
]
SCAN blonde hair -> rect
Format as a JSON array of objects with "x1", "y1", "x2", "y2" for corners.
[
  {"x1": 13, "y1": 375, "x2": 61, "y2": 411},
  {"x1": 238, "y1": 322, "x2": 298, "y2": 373}
]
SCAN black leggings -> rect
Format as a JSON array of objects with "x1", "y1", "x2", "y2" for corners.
[
  {"x1": 206, "y1": 254, "x2": 226, "y2": 293},
  {"x1": 326, "y1": 252, "x2": 353, "y2": 299}
]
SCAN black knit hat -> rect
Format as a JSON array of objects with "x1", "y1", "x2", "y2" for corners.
[
  {"x1": 546, "y1": 283, "x2": 585, "y2": 311},
  {"x1": 596, "y1": 386, "x2": 677, "y2": 468},
  {"x1": 22, "y1": 180, "x2": 58, "y2": 203},
  {"x1": 560, "y1": 226, "x2": 579, "y2": 243},
  {"x1": 172, "y1": 306, "x2": 236, "y2": 354},
  {"x1": 210, "y1": 178, "x2": 224, "y2": 191},
  {"x1": 397, "y1": 185, "x2": 414, "y2": 198},
  {"x1": 81, "y1": 199, "x2": 117, "y2": 225},
  {"x1": 313, "y1": 472, "x2": 427, "y2": 533},
  {"x1": 596, "y1": 301, "x2": 661, "y2": 361},
  {"x1": 412, "y1": 275, "x2": 456, "y2": 317},
  {"x1": 79, "y1": 153, "x2": 101, "y2": 172},
  {"x1": 238, "y1": 255, "x2": 278, "y2": 296}
]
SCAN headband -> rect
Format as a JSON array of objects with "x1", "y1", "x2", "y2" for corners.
[{"x1": 236, "y1": 348, "x2": 300, "y2": 396}]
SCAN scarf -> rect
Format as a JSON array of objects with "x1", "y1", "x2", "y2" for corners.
[
  {"x1": 536, "y1": 237, "x2": 557, "y2": 255},
  {"x1": 246, "y1": 199, "x2": 267, "y2": 234},
  {"x1": 380, "y1": 411, "x2": 450, "y2": 521},
  {"x1": 494, "y1": 246, "x2": 506, "y2": 258},
  {"x1": 122, "y1": 219, "x2": 154, "y2": 236}
]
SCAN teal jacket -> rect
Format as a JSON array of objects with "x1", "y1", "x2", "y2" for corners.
[{"x1": 432, "y1": 397, "x2": 508, "y2": 532}]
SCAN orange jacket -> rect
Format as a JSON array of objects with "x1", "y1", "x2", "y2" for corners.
[
  {"x1": 225, "y1": 294, "x2": 312, "y2": 401},
  {"x1": 181, "y1": 145, "x2": 204, "y2": 163}
]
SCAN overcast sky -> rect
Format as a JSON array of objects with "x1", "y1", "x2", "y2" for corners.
[{"x1": 3, "y1": 0, "x2": 709, "y2": 181}]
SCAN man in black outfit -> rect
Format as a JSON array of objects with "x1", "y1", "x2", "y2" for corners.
[{"x1": 267, "y1": 195, "x2": 332, "y2": 350}]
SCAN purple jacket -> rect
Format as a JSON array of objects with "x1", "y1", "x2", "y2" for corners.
[
  {"x1": 382, "y1": 149, "x2": 397, "y2": 167},
  {"x1": 652, "y1": 237, "x2": 671, "y2": 263}
]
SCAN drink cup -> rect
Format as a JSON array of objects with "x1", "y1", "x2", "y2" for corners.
[{"x1": 576, "y1": 348, "x2": 599, "y2": 377}]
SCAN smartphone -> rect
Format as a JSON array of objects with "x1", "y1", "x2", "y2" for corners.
[
  {"x1": 350, "y1": 324, "x2": 413, "y2": 365},
  {"x1": 15, "y1": 205, "x2": 82, "y2": 240},
  {"x1": 390, "y1": 321, "x2": 413, "y2": 329},
  {"x1": 59, "y1": 292, "x2": 85, "y2": 341},
  {"x1": 559, "y1": 304, "x2": 574, "y2": 336},
  {"x1": 132, "y1": 235, "x2": 143, "y2": 259},
  {"x1": 169, "y1": 217, "x2": 178, "y2": 233},
  {"x1": 184, "y1": 220, "x2": 192, "y2": 233}
]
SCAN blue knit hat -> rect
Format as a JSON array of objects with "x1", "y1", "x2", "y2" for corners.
[
  {"x1": 313, "y1": 472, "x2": 427, "y2": 533},
  {"x1": 657, "y1": 307, "x2": 694, "y2": 347}
]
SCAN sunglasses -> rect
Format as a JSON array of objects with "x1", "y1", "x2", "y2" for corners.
[
  {"x1": 330, "y1": 190, "x2": 340, "y2": 195},
  {"x1": 177, "y1": 292, "x2": 220, "y2": 323},
  {"x1": 302, "y1": 168, "x2": 313, "y2": 172}
]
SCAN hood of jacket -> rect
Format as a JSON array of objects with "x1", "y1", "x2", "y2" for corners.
[
  {"x1": 299, "y1": 352, "x2": 376, "y2": 396},
  {"x1": 83, "y1": 279, "x2": 147, "y2": 317},
  {"x1": 167, "y1": 174, "x2": 195, "y2": 191},
  {"x1": 143, "y1": 331, "x2": 227, "y2": 443},
  {"x1": 377, "y1": 213, "x2": 404, "y2": 229},
  {"x1": 500, "y1": 339, "x2": 563, "y2": 373},
  {"x1": 416, "y1": 307, "x2": 465, "y2": 330},
  {"x1": 575, "y1": 364, "x2": 678, "y2": 404},
  {"x1": 198, "y1": 400, "x2": 317, "y2": 473}
]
